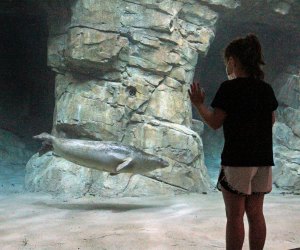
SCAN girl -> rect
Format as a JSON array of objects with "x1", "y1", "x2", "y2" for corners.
[{"x1": 189, "y1": 33, "x2": 278, "y2": 250}]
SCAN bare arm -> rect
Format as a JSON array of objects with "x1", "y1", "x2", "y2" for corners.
[
  {"x1": 195, "y1": 104, "x2": 227, "y2": 130},
  {"x1": 189, "y1": 82, "x2": 227, "y2": 130}
]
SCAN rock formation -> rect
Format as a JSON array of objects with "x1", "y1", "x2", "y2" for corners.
[
  {"x1": 272, "y1": 59, "x2": 300, "y2": 194},
  {"x1": 0, "y1": 129, "x2": 33, "y2": 192},
  {"x1": 26, "y1": 0, "x2": 223, "y2": 197},
  {"x1": 10, "y1": 0, "x2": 298, "y2": 196}
]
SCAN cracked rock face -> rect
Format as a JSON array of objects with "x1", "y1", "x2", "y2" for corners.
[
  {"x1": 26, "y1": 0, "x2": 216, "y2": 197},
  {"x1": 25, "y1": 0, "x2": 300, "y2": 196},
  {"x1": 272, "y1": 61, "x2": 300, "y2": 194}
]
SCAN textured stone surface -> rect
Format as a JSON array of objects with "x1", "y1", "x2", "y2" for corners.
[
  {"x1": 25, "y1": 0, "x2": 219, "y2": 197},
  {"x1": 0, "y1": 129, "x2": 34, "y2": 192},
  {"x1": 24, "y1": 0, "x2": 300, "y2": 196},
  {"x1": 25, "y1": 152, "x2": 92, "y2": 197},
  {"x1": 202, "y1": 0, "x2": 240, "y2": 9},
  {"x1": 272, "y1": 62, "x2": 300, "y2": 193},
  {"x1": 65, "y1": 27, "x2": 129, "y2": 74},
  {"x1": 273, "y1": 122, "x2": 300, "y2": 194},
  {"x1": 276, "y1": 72, "x2": 300, "y2": 110},
  {"x1": 218, "y1": 0, "x2": 300, "y2": 32},
  {"x1": 0, "y1": 129, "x2": 33, "y2": 164}
]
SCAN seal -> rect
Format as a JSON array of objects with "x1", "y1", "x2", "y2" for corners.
[{"x1": 33, "y1": 132, "x2": 169, "y2": 174}]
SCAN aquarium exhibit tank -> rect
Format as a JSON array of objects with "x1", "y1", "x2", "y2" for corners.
[
  {"x1": 1, "y1": 1, "x2": 300, "y2": 249},
  {"x1": 0, "y1": 0, "x2": 299, "y2": 198}
]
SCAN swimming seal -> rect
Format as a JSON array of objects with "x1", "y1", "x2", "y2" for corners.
[{"x1": 33, "y1": 132, "x2": 169, "y2": 174}]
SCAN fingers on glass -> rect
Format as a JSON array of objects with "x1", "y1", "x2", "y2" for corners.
[{"x1": 189, "y1": 82, "x2": 203, "y2": 95}]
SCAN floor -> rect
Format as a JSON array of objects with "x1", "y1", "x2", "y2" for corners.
[{"x1": 0, "y1": 190, "x2": 299, "y2": 250}]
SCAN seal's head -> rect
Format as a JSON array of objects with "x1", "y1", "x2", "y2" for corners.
[
  {"x1": 153, "y1": 155, "x2": 169, "y2": 167},
  {"x1": 137, "y1": 153, "x2": 169, "y2": 173}
]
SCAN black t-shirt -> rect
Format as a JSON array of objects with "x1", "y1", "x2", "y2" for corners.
[{"x1": 211, "y1": 76, "x2": 278, "y2": 167}]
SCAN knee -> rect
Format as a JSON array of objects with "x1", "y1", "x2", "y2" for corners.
[
  {"x1": 245, "y1": 194, "x2": 265, "y2": 223},
  {"x1": 226, "y1": 208, "x2": 245, "y2": 222}
]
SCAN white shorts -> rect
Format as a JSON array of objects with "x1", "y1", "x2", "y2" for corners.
[{"x1": 217, "y1": 165, "x2": 272, "y2": 195}]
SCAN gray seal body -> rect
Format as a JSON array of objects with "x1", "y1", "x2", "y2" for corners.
[{"x1": 33, "y1": 133, "x2": 169, "y2": 174}]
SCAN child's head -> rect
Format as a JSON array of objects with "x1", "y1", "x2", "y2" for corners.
[{"x1": 224, "y1": 33, "x2": 265, "y2": 80}]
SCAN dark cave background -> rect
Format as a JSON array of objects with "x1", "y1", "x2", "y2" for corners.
[
  {"x1": 0, "y1": 2, "x2": 55, "y2": 190},
  {"x1": 0, "y1": 5, "x2": 55, "y2": 150}
]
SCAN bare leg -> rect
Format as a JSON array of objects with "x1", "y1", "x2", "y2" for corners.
[
  {"x1": 221, "y1": 186, "x2": 246, "y2": 250},
  {"x1": 245, "y1": 194, "x2": 266, "y2": 250}
]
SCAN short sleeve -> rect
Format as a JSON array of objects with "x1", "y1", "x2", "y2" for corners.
[
  {"x1": 267, "y1": 84, "x2": 278, "y2": 111},
  {"x1": 211, "y1": 82, "x2": 230, "y2": 112}
]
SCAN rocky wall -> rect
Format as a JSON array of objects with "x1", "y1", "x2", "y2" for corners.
[
  {"x1": 24, "y1": 0, "x2": 300, "y2": 196},
  {"x1": 25, "y1": 0, "x2": 226, "y2": 197},
  {"x1": 0, "y1": 129, "x2": 33, "y2": 192},
  {"x1": 272, "y1": 59, "x2": 300, "y2": 194}
]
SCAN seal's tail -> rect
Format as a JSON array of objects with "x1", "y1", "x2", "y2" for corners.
[{"x1": 33, "y1": 132, "x2": 55, "y2": 156}]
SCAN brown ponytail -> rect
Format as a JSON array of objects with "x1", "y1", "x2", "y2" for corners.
[{"x1": 224, "y1": 33, "x2": 265, "y2": 80}]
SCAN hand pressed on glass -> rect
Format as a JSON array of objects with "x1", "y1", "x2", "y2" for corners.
[{"x1": 188, "y1": 81, "x2": 205, "y2": 107}]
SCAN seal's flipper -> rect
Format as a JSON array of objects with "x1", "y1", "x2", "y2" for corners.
[{"x1": 116, "y1": 157, "x2": 132, "y2": 172}]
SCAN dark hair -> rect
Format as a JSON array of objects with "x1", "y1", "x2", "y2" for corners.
[{"x1": 224, "y1": 33, "x2": 265, "y2": 80}]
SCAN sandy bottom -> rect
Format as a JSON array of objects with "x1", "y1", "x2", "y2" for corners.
[{"x1": 0, "y1": 190, "x2": 299, "y2": 250}]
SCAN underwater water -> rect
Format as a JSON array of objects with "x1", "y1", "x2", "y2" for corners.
[
  {"x1": 0, "y1": 1, "x2": 300, "y2": 249},
  {"x1": 0, "y1": 0, "x2": 300, "y2": 196}
]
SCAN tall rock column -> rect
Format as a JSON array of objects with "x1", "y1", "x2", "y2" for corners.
[{"x1": 25, "y1": 0, "x2": 219, "y2": 197}]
